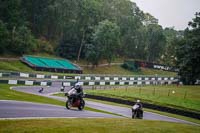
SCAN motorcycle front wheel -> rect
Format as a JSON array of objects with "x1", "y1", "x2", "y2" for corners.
[
  {"x1": 132, "y1": 112, "x2": 136, "y2": 119},
  {"x1": 78, "y1": 100, "x2": 85, "y2": 110},
  {"x1": 132, "y1": 110, "x2": 138, "y2": 119}
]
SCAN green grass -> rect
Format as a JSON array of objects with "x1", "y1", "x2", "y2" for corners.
[
  {"x1": 0, "y1": 84, "x2": 65, "y2": 106},
  {"x1": 0, "y1": 60, "x2": 34, "y2": 72},
  {"x1": 85, "y1": 85, "x2": 200, "y2": 112},
  {"x1": 0, "y1": 60, "x2": 176, "y2": 76},
  {"x1": 0, "y1": 118, "x2": 199, "y2": 133},
  {"x1": 83, "y1": 65, "x2": 176, "y2": 76}
]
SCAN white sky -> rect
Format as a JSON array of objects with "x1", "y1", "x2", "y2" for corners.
[{"x1": 131, "y1": 0, "x2": 200, "y2": 30}]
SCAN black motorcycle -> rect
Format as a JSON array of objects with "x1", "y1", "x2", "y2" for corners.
[
  {"x1": 131, "y1": 104, "x2": 143, "y2": 119},
  {"x1": 65, "y1": 87, "x2": 85, "y2": 110}
]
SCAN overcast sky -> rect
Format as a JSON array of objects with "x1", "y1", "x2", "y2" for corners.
[{"x1": 132, "y1": 0, "x2": 200, "y2": 30}]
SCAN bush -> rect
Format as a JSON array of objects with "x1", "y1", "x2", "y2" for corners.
[
  {"x1": 121, "y1": 60, "x2": 140, "y2": 71},
  {"x1": 9, "y1": 25, "x2": 37, "y2": 55},
  {"x1": 37, "y1": 38, "x2": 54, "y2": 54}
]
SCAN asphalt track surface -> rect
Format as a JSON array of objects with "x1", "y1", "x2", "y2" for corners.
[
  {"x1": 1, "y1": 86, "x2": 198, "y2": 125},
  {"x1": 0, "y1": 100, "x2": 120, "y2": 118}
]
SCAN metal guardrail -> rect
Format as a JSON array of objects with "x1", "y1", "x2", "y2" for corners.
[{"x1": 0, "y1": 71, "x2": 178, "y2": 86}]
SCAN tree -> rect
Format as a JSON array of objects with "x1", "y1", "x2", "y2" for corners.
[
  {"x1": 93, "y1": 20, "x2": 120, "y2": 64},
  {"x1": 85, "y1": 43, "x2": 101, "y2": 67},
  {"x1": 146, "y1": 24, "x2": 166, "y2": 62},
  {"x1": 176, "y1": 12, "x2": 200, "y2": 84},
  {"x1": 10, "y1": 25, "x2": 37, "y2": 55},
  {"x1": 0, "y1": 20, "x2": 9, "y2": 54},
  {"x1": 162, "y1": 28, "x2": 183, "y2": 66},
  {"x1": 0, "y1": 0, "x2": 25, "y2": 30}
]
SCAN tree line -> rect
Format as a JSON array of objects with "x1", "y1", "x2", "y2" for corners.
[
  {"x1": 0, "y1": 0, "x2": 181, "y2": 64},
  {"x1": 0, "y1": 0, "x2": 199, "y2": 84}
]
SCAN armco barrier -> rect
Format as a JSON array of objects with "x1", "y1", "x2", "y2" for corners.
[
  {"x1": 85, "y1": 94, "x2": 200, "y2": 120},
  {"x1": 0, "y1": 71, "x2": 178, "y2": 85},
  {"x1": 0, "y1": 79, "x2": 178, "y2": 87},
  {"x1": 0, "y1": 79, "x2": 52, "y2": 86}
]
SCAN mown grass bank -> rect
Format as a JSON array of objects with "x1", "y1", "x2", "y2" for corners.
[
  {"x1": 0, "y1": 60, "x2": 176, "y2": 76},
  {"x1": 0, "y1": 118, "x2": 199, "y2": 133},
  {"x1": 82, "y1": 66, "x2": 176, "y2": 76},
  {"x1": 85, "y1": 85, "x2": 200, "y2": 112}
]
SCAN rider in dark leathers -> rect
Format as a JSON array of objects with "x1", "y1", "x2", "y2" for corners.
[
  {"x1": 132, "y1": 100, "x2": 143, "y2": 118},
  {"x1": 74, "y1": 82, "x2": 84, "y2": 100}
]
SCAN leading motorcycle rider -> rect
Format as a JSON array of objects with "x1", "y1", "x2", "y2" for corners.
[{"x1": 74, "y1": 82, "x2": 84, "y2": 100}]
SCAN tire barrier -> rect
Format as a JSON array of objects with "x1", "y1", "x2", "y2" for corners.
[{"x1": 85, "y1": 94, "x2": 200, "y2": 120}]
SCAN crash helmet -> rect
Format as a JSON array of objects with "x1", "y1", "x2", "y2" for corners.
[
  {"x1": 136, "y1": 99, "x2": 140, "y2": 103},
  {"x1": 75, "y1": 82, "x2": 81, "y2": 89}
]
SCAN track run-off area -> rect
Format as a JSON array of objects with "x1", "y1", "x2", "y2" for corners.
[{"x1": 0, "y1": 85, "x2": 197, "y2": 126}]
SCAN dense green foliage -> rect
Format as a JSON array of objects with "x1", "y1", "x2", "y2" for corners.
[
  {"x1": 176, "y1": 12, "x2": 200, "y2": 84},
  {"x1": 1, "y1": 0, "x2": 199, "y2": 83},
  {"x1": 85, "y1": 20, "x2": 120, "y2": 66},
  {"x1": 0, "y1": 0, "x2": 181, "y2": 66}
]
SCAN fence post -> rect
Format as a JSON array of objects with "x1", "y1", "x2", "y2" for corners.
[
  {"x1": 184, "y1": 91, "x2": 187, "y2": 99},
  {"x1": 168, "y1": 89, "x2": 170, "y2": 96},
  {"x1": 153, "y1": 88, "x2": 156, "y2": 95}
]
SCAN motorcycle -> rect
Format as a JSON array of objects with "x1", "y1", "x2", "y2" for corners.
[
  {"x1": 65, "y1": 87, "x2": 85, "y2": 110},
  {"x1": 131, "y1": 104, "x2": 143, "y2": 119}
]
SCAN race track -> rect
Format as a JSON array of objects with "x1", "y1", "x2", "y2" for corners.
[
  {"x1": 1, "y1": 86, "x2": 196, "y2": 125},
  {"x1": 0, "y1": 100, "x2": 120, "y2": 119}
]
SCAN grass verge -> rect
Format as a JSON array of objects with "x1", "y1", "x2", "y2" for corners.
[
  {"x1": 85, "y1": 85, "x2": 200, "y2": 112},
  {"x1": 0, "y1": 118, "x2": 199, "y2": 133}
]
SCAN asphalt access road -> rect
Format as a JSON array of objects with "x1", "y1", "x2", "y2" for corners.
[
  {"x1": 11, "y1": 86, "x2": 198, "y2": 125},
  {"x1": 0, "y1": 100, "x2": 121, "y2": 119}
]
